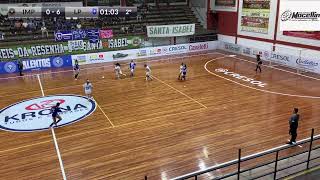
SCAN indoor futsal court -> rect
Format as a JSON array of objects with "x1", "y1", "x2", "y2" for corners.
[{"x1": 0, "y1": 51, "x2": 320, "y2": 180}]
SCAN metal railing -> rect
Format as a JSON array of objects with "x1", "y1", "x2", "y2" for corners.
[{"x1": 170, "y1": 128, "x2": 320, "y2": 180}]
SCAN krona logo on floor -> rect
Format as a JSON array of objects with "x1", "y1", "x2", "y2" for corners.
[{"x1": 0, "y1": 95, "x2": 96, "y2": 132}]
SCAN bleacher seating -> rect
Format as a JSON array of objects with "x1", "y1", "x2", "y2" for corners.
[{"x1": 0, "y1": 4, "x2": 215, "y2": 46}]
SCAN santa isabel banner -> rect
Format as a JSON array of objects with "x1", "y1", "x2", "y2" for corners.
[{"x1": 147, "y1": 24, "x2": 195, "y2": 37}]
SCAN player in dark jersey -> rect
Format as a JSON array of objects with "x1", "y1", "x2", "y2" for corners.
[
  {"x1": 50, "y1": 102, "x2": 62, "y2": 127},
  {"x1": 255, "y1": 54, "x2": 262, "y2": 73},
  {"x1": 181, "y1": 64, "x2": 187, "y2": 81},
  {"x1": 74, "y1": 60, "x2": 80, "y2": 80}
]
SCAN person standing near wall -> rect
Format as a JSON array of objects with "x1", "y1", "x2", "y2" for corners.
[
  {"x1": 287, "y1": 108, "x2": 300, "y2": 145},
  {"x1": 17, "y1": 60, "x2": 23, "y2": 76},
  {"x1": 255, "y1": 54, "x2": 262, "y2": 73}
]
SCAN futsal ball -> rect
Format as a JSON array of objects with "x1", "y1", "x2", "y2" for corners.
[{"x1": 102, "y1": 76, "x2": 105, "y2": 79}]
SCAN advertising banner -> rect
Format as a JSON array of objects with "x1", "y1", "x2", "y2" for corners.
[
  {"x1": 0, "y1": 36, "x2": 143, "y2": 61},
  {"x1": 71, "y1": 52, "x2": 114, "y2": 65},
  {"x1": 279, "y1": 1, "x2": 320, "y2": 31},
  {"x1": 283, "y1": 31, "x2": 320, "y2": 41},
  {"x1": 100, "y1": 30, "x2": 113, "y2": 39},
  {"x1": 240, "y1": 0, "x2": 271, "y2": 34},
  {"x1": 147, "y1": 24, "x2": 195, "y2": 37},
  {"x1": 55, "y1": 29, "x2": 100, "y2": 43},
  {"x1": 219, "y1": 41, "x2": 320, "y2": 74},
  {"x1": 0, "y1": 55, "x2": 72, "y2": 74},
  {"x1": 220, "y1": 42, "x2": 241, "y2": 54}
]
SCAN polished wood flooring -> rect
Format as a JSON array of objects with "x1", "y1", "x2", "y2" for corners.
[{"x1": 0, "y1": 51, "x2": 320, "y2": 180}]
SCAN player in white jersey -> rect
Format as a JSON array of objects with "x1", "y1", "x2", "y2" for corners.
[
  {"x1": 129, "y1": 60, "x2": 136, "y2": 77},
  {"x1": 83, "y1": 79, "x2": 93, "y2": 100},
  {"x1": 115, "y1": 63, "x2": 126, "y2": 79},
  {"x1": 144, "y1": 64, "x2": 153, "y2": 81},
  {"x1": 178, "y1": 62, "x2": 184, "y2": 80}
]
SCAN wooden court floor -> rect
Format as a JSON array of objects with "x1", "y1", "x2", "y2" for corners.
[{"x1": 0, "y1": 51, "x2": 320, "y2": 180}]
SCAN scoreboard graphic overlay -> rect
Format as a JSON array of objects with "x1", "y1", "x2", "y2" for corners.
[{"x1": 7, "y1": 6, "x2": 137, "y2": 19}]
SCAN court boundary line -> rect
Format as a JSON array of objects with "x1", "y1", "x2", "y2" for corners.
[
  {"x1": 215, "y1": 52, "x2": 320, "y2": 81},
  {"x1": 37, "y1": 74, "x2": 67, "y2": 180},
  {"x1": 0, "y1": 52, "x2": 219, "y2": 80},
  {"x1": 204, "y1": 57, "x2": 320, "y2": 99},
  {"x1": 94, "y1": 98, "x2": 115, "y2": 128},
  {"x1": 152, "y1": 76, "x2": 208, "y2": 109}
]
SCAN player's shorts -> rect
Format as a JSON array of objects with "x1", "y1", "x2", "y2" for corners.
[
  {"x1": 130, "y1": 69, "x2": 134, "y2": 73},
  {"x1": 85, "y1": 90, "x2": 92, "y2": 95},
  {"x1": 146, "y1": 72, "x2": 151, "y2": 77}
]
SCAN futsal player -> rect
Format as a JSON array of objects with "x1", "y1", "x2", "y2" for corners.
[
  {"x1": 144, "y1": 64, "x2": 153, "y2": 81},
  {"x1": 50, "y1": 102, "x2": 62, "y2": 127},
  {"x1": 129, "y1": 60, "x2": 137, "y2": 77},
  {"x1": 181, "y1": 64, "x2": 187, "y2": 81},
  {"x1": 255, "y1": 54, "x2": 262, "y2": 73},
  {"x1": 74, "y1": 59, "x2": 80, "y2": 80},
  {"x1": 178, "y1": 63, "x2": 184, "y2": 80},
  {"x1": 115, "y1": 63, "x2": 126, "y2": 79},
  {"x1": 83, "y1": 79, "x2": 93, "y2": 100}
]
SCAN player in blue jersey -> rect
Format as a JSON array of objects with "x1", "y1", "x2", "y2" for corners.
[
  {"x1": 50, "y1": 102, "x2": 62, "y2": 127},
  {"x1": 83, "y1": 79, "x2": 93, "y2": 100},
  {"x1": 129, "y1": 60, "x2": 136, "y2": 77},
  {"x1": 74, "y1": 60, "x2": 80, "y2": 80}
]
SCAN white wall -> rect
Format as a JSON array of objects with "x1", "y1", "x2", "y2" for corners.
[
  {"x1": 190, "y1": 0, "x2": 207, "y2": 29},
  {"x1": 274, "y1": 44, "x2": 320, "y2": 59},
  {"x1": 237, "y1": 37, "x2": 273, "y2": 51}
]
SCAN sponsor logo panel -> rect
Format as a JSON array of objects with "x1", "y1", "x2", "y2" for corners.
[{"x1": 0, "y1": 95, "x2": 96, "y2": 132}]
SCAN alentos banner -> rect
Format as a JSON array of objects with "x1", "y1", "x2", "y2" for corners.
[
  {"x1": 0, "y1": 55, "x2": 72, "y2": 74},
  {"x1": 279, "y1": 1, "x2": 320, "y2": 31},
  {"x1": 0, "y1": 36, "x2": 143, "y2": 61},
  {"x1": 240, "y1": 0, "x2": 271, "y2": 34},
  {"x1": 147, "y1": 24, "x2": 195, "y2": 37}
]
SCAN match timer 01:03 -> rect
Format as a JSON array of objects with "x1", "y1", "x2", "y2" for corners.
[{"x1": 98, "y1": 7, "x2": 137, "y2": 17}]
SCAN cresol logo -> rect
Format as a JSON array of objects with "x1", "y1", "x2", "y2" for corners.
[
  {"x1": 169, "y1": 45, "x2": 187, "y2": 52},
  {"x1": 0, "y1": 95, "x2": 96, "y2": 132},
  {"x1": 296, "y1": 58, "x2": 319, "y2": 67},
  {"x1": 215, "y1": 68, "x2": 267, "y2": 88},
  {"x1": 271, "y1": 53, "x2": 290, "y2": 62}
]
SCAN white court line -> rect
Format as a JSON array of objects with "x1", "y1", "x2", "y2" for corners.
[
  {"x1": 37, "y1": 74, "x2": 67, "y2": 180},
  {"x1": 204, "y1": 57, "x2": 320, "y2": 99},
  {"x1": 152, "y1": 75, "x2": 208, "y2": 109},
  {"x1": 215, "y1": 52, "x2": 320, "y2": 81},
  {"x1": 0, "y1": 52, "x2": 219, "y2": 80},
  {"x1": 94, "y1": 98, "x2": 115, "y2": 128}
]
